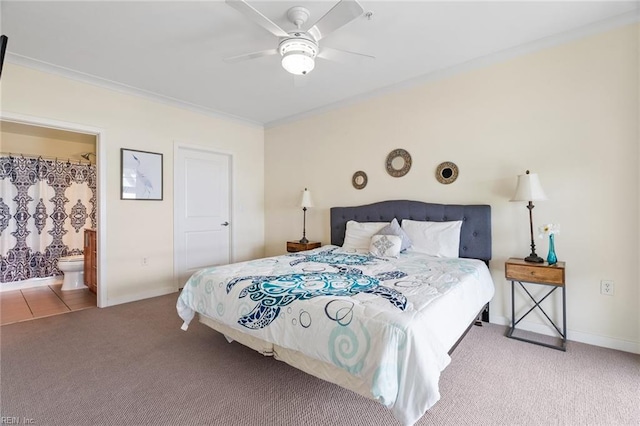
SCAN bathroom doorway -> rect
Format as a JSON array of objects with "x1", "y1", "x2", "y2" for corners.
[{"x1": 0, "y1": 113, "x2": 107, "y2": 323}]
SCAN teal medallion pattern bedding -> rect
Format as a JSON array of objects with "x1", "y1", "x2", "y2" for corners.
[{"x1": 227, "y1": 268, "x2": 407, "y2": 329}]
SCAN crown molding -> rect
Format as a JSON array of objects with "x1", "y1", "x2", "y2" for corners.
[
  {"x1": 6, "y1": 53, "x2": 264, "y2": 129},
  {"x1": 265, "y1": 9, "x2": 640, "y2": 129}
]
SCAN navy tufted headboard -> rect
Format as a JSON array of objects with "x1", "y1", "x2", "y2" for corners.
[{"x1": 330, "y1": 200, "x2": 492, "y2": 262}]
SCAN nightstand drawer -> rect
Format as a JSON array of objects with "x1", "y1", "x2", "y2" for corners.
[
  {"x1": 287, "y1": 241, "x2": 321, "y2": 253},
  {"x1": 505, "y1": 262, "x2": 564, "y2": 286}
]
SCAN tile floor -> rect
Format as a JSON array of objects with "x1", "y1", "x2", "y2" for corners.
[{"x1": 0, "y1": 284, "x2": 96, "y2": 325}]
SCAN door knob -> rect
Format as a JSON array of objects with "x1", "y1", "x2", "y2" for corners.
[{"x1": 221, "y1": 221, "x2": 229, "y2": 226}]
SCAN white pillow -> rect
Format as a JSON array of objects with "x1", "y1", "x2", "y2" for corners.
[
  {"x1": 369, "y1": 234, "x2": 402, "y2": 258},
  {"x1": 401, "y1": 220, "x2": 463, "y2": 258},
  {"x1": 342, "y1": 220, "x2": 388, "y2": 251}
]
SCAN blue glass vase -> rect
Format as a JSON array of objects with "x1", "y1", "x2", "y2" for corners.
[{"x1": 547, "y1": 234, "x2": 557, "y2": 265}]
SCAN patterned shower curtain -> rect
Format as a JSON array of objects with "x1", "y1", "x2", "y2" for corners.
[{"x1": 0, "y1": 156, "x2": 97, "y2": 283}]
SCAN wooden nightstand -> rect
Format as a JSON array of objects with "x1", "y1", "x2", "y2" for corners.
[
  {"x1": 505, "y1": 258, "x2": 567, "y2": 351},
  {"x1": 287, "y1": 241, "x2": 321, "y2": 253}
]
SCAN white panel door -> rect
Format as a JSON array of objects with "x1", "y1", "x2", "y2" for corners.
[{"x1": 175, "y1": 146, "x2": 231, "y2": 288}]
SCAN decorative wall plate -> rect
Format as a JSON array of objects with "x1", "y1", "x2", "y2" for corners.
[
  {"x1": 352, "y1": 170, "x2": 368, "y2": 190},
  {"x1": 436, "y1": 161, "x2": 459, "y2": 184},
  {"x1": 386, "y1": 149, "x2": 412, "y2": 177}
]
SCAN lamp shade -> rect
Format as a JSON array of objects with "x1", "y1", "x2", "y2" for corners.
[
  {"x1": 300, "y1": 188, "x2": 313, "y2": 208},
  {"x1": 510, "y1": 170, "x2": 547, "y2": 202}
]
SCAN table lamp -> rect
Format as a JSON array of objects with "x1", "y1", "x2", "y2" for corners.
[
  {"x1": 299, "y1": 188, "x2": 313, "y2": 244},
  {"x1": 510, "y1": 170, "x2": 547, "y2": 263}
]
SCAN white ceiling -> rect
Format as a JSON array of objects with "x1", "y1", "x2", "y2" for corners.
[{"x1": 2, "y1": 1, "x2": 638, "y2": 127}]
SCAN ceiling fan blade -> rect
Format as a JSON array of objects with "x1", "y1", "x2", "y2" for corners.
[
  {"x1": 225, "y1": 0, "x2": 289, "y2": 38},
  {"x1": 317, "y1": 46, "x2": 375, "y2": 63},
  {"x1": 307, "y1": 0, "x2": 364, "y2": 41},
  {"x1": 224, "y1": 48, "x2": 278, "y2": 64}
]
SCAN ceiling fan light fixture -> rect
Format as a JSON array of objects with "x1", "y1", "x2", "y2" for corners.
[
  {"x1": 279, "y1": 37, "x2": 317, "y2": 75},
  {"x1": 281, "y1": 51, "x2": 315, "y2": 75}
]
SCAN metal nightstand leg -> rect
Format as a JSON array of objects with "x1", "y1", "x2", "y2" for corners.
[{"x1": 507, "y1": 280, "x2": 567, "y2": 351}]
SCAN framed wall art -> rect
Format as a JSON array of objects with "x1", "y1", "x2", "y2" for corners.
[{"x1": 121, "y1": 148, "x2": 163, "y2": 200}]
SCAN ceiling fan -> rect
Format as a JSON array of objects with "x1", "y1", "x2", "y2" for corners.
[{"x1": 224, "y1": 0, "x2": 373, "y2": 76}]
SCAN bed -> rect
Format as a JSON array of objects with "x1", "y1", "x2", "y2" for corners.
[{"x1": 177, "y1": 200, "x2": 494, "y2": 425}]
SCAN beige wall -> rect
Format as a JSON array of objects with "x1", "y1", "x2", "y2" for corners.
[
  {"x1": 265, "y1": 24, "x2": 639, "y2": 352},
  {"x1": 1, "y1": 121, "x2": 96, "y2": 162},
  {"x1": 1, "y1": 63, "x2": 265, "y2": 305}
]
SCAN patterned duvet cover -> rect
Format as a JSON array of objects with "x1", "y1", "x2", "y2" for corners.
[{"x1": 177, "y1": 245, "x2": 494, "y2": 425}]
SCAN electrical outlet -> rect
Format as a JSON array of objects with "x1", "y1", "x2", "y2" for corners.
[
  {"x1": 141, "y1": 257, "x2": 148, "y2": 267},
  {"x1": 600, "y1": 280, "x2": 614, "y2": 296}
]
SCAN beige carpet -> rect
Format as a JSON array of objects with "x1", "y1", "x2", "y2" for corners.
[{"x1": 1, "y1": 293, "x2": 638, "y2": 425}]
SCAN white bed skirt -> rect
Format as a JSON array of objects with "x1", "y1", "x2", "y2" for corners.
[{"x1": 199, "y1": 314, "x2": 377, "y2": 401}]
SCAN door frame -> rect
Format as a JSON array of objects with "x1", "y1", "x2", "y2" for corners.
[
  {"x1": 1, "y1": 111, "x2": 108, "y2": 308},
  {"x1": 173, "y1": 141, "x2": 234, "y2": 289}
]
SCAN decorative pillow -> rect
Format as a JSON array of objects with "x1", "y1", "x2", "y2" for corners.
[
  {"x1": 375, "y1": 218, "x2": 412, "y2": 251},
  {"x1": 369, "y1": 234, "x2": 402, "y2": 258},
  {"x1": 342, "y1": 220, "x2": 388, "y2": 251},
  {"x1": 401, "y1": 220, "x2": 463, "y2": 258}
]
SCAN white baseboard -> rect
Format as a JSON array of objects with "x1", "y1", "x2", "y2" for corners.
[
  {"x1": 492, "y1": 315, "x2": 640, "y2": 354},
  {"x1": 106, "y1": 286, "x2": 178, "y2": 307},
  {"x1": 0, "y1": 276, "x2": 63, "y2": 292}
]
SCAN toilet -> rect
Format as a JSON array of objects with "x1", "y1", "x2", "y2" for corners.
[{"x1": 58, "y1": 255, "x2": 87, "y2": 291}]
